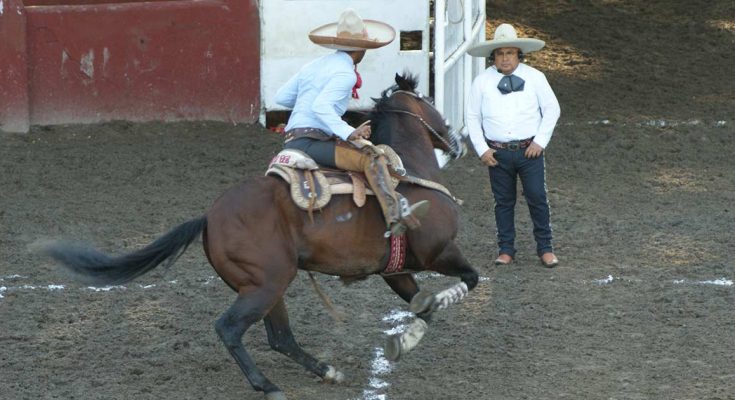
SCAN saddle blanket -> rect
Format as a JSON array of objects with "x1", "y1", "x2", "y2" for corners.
[{"x1": 265, "y1": 147, "x2": 402, "y2": 211}]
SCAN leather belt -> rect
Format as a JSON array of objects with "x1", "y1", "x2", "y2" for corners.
[
  {"x1": 486, "y1": 137, "x2": 534, "y2": 151},
  {"x1": 284, "y1": 128, "x2": 332, "y2": 143}
]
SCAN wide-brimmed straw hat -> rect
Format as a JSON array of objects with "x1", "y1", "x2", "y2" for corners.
[
  {"x1": 308, "y1": 9, "x2": 395, "y2": 51},
  {"x1": 467, "y1": 23, "x2": 545, "y2": 57}
]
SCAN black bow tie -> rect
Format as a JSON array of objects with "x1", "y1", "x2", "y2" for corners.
[{"x1": 497, "y1": 74, "x2": 525, "y2": 94}]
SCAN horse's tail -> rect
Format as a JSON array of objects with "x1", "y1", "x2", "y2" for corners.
[{"x1": 40, "y1": 216, "x2": 207, "y2": 286}]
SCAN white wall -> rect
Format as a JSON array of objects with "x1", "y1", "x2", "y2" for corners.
[{"x1": 260, "y1": 0, "x2": 430, "y2": 121}]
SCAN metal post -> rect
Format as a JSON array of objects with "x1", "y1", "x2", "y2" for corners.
[{"x1": 433, "y1": 0, "x2": 446, "y2": 114}]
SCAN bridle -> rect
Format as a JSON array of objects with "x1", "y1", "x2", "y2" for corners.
[{"x1": 384, "y1": 90, "x2": 463, "y2": 159}]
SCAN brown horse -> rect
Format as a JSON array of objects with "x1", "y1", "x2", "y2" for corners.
[{"x1": 42, "y1": 73, "x2": 478, "y2": 400}]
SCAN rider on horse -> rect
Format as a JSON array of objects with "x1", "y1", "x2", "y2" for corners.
[{"x1": 274, "y1": 9, "x2": 429, "y2": 237}]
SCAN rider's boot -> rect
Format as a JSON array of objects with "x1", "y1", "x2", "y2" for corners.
[{"x1": 334, "y1": 143, "x2": 430, "y2": 236}]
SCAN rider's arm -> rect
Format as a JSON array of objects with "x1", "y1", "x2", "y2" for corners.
[
  {"x1": 311, "y1": 71, "x2": 356, "y2": 141},
  {"x1": 274, "y1": 73, "x2": 300, "y2": 109}
]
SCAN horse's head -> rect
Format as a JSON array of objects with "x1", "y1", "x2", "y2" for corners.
[{"x1": 369, "y1": 73, "x2": 464, "y2": 169}]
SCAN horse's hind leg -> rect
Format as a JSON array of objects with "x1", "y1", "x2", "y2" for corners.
[
  {"x1": 264, "y1": 299, "x2": 345, "y2": 383},
  {"x1": 215, "y1": 290, "x2": 287, "y2": 399}
]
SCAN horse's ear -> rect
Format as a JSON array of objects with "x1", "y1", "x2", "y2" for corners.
[{"x1": 394, "y1": 72, "x2": 417, "y2": 91}]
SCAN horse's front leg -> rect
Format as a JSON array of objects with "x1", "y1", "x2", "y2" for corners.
[
  {"x1": 409, "y1": 240, "x2": 478, "y2": 315},
  {"x1": 382, "y1": 273, "x2": 430, "y2": 361},
  {"x1": 426, "y1": 240, "x2": 479, "y2": 291},
  {"x1": 384, "y1": 241, "x2": 477, "y2": 361},
  {"x1": 382, "y1": 273, "x2": 420, "y2": 303}
]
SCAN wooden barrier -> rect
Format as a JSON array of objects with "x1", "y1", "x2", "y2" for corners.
[
  {"x1": 1, "y1": 0, "x2": 260, "y2": 133},
  {"x1": 0, "y1": 0, "x2": 30, "y2": 133}
]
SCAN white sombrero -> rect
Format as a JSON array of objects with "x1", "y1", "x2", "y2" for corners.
[
  {"x1": 308, "y1": 9, "x2": 395, "y2": 51},
  {"x1": 467, "y1": 23, "x2": 545, "y2": 57}
]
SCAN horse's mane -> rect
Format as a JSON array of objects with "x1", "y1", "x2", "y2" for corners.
[
  {"x1": 369, "y1": 72, "x2": 421, "y2": 147},
  {"x1": 372, "y1": 72, "x2": 419, "y2": 113}
]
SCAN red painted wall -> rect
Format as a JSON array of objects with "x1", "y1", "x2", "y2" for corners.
[
  {"x1": 1, "y1": 0, "x2": 259, "y2": 132},
  {"x1": 0, "y1": 0, "x2": 30, "y2": 133}
]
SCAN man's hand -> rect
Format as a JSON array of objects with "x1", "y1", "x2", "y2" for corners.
[
  {"x1": 480, "y1": 149, "x2": 498, "y2": 166},
  {"x1": 525, "y1": 142, "x2": 544, "y2": 158},
  {"x1": 348, "y1": 120, "x2": 371, "y2": 141}
]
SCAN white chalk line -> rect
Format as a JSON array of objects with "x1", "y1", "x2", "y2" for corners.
[
  {"x1": 0, "y1": 274, "x2": 220, "y2": 299},
  {"x1": 357, "y1": 272, "x2": 733, "y2": 399},
  {"x1": 563, "y1": 119, "x2": 728, "y2": 128},
  {"x1": 592, "y1": 274, "x2": 733, "y2": 287},
  {"x1": 2, "y1": 272, "x2": 731, "y2": 400}
]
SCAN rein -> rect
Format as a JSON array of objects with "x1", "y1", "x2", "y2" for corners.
[
  {"x1": 375, "y1": 89, "x2": 463, "y2": 204},
  {"x1": 395, "y1": 173, "x2": 463, "y2": 205},
  {"x1": 384, "y1": 91, "x2": 461, "y2": 159}
]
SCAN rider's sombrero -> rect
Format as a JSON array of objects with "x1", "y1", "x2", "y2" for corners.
[
  {"x1": 308, "y1": 9, "x2": 395, "y2": 51},
  {"x1": 467, "y1": 23, "x2": 545, "y2": 57}
]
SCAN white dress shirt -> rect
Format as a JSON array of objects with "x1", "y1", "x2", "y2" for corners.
[
  {"x1": 466, "y1": 63, "x2": 560, "y2": 157},
  {"x1": 275, "y1": 51, "x2": 356, "y2": 140}
]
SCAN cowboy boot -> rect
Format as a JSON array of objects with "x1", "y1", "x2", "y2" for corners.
[
  {"x1": 335, "y1": 144, "x2": 429, "y2": 236},
  {"x1": 366, "y1": 159, "x2": 431, "y2": 236}
]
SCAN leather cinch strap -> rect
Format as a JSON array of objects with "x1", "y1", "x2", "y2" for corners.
[{"x1": 382, "y1": 234, "x2": 407, "y2": 275}]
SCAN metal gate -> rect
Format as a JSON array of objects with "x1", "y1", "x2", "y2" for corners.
[{"x1": 433, "y1": 0, "x2": 485, "y2": 137}]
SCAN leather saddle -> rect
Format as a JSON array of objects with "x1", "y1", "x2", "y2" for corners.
[{"x1": 265, "y1": 145, "x2": 403, "y2": 211}]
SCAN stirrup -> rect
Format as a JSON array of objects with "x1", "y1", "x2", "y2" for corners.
[
  {"x1": 395, "y1": 199, "x2": 431, "y2": 233},
  {"x1": 398, "y1": 196, "x2": 411, "y2": 218}
]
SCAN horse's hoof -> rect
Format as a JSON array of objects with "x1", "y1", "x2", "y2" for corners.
[
  {"x1": 323, "y1": 366, "x2": 345, "y2": 384},
  {"x1": 265, "y1": 391, "x2": 287, "y2": 400},
  {"x1": 384, "y1": 334, "x2": 402, "y2": 361},
  {"x1": 408, "y1": 290, "x2": 435, "y2": 315}
]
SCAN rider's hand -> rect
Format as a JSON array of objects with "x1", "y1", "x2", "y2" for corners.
[{"x1": 348, "y1": 121, "x2": 371, "y2": 141}]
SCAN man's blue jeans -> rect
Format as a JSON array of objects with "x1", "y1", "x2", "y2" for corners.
[{"x1": 488, "y1": 148, "x2": 553, "y2": 257}]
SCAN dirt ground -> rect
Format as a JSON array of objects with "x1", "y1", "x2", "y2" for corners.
[{"x1": 2, "y1": 1, "x2": 734, "y2": 399}]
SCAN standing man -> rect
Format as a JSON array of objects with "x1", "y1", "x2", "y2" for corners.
[
  {"x1": 275, "y1": 9, "x2": 429, "y2": 237},
  {"x1": 466, "y1": 23, "x2": 561, "y2": 267}
]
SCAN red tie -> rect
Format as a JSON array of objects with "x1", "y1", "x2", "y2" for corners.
[{"x1": 352, "y1": 67, "x2": 362, "y2": 99}]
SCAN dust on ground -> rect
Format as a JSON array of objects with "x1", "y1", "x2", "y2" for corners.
[{"x1": 1, "y1": 1, "x2": 734, "y2": 399}]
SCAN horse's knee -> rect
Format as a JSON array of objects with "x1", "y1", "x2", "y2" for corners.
[
  {"x1": 215, "y1": 313, "x2": 251, "y2": 347},
  {"x1": 217, "y1": 294, "x2": 273, "y2": 346}
]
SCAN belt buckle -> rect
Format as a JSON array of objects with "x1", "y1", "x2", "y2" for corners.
[{"x1": 507, "y1": 141, "x2": 520, "y2": 151}]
